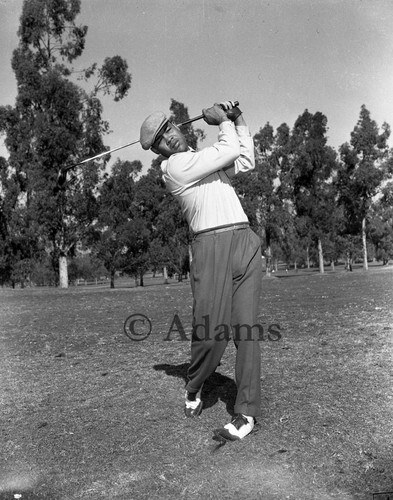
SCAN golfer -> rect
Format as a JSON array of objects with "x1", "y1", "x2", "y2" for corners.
[{"x1": 140, "y1": 101, "x2": 262, "y2": 441}]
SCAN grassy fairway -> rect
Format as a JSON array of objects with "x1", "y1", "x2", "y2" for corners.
[{"x1": 1, "y1": 266, "x2": 392, "y2": 499}]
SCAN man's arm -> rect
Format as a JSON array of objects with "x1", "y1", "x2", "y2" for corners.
[
  {"x1": 223, "y1": 112, "x2": 255, "y2": 178},
  {"x1": 163, "y1": 104, "x2": 242, "y2": 186}
]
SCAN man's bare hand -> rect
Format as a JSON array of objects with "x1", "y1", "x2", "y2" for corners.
[{"x1": 202, "y1": 104, "x2": 230, "y2": 126}]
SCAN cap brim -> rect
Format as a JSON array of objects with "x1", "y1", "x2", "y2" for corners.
[{"x1": 151, "y1": 119, "x2": 169, "y2": 148}]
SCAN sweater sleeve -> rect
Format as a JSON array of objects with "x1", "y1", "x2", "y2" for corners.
[
  {"x1": 223, "y1": 125, "x2": 255, "y2": 179},
  {"x1": 163, "y1": 121, "x2": 241, "y2": 186}
]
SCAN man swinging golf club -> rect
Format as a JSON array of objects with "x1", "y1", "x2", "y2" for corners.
[{"x1": 140, "y1": 101, "x2": 262, "y2": 441}]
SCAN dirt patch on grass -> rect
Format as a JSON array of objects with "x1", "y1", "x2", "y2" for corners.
[{"x1": 0, "y1": 268, "x2": 392, "y2": 499}]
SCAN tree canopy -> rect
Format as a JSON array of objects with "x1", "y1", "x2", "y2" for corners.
[
  {"x1": 0, "y1": 0, "x2": 132, "y2": 287},
  {"x1": 1, "y1": 3, "x2": 392, "y2": 287}
]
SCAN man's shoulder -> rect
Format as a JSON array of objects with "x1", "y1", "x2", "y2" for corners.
[{"x1": 164, "y1": 148, "x2": 195, "y2": 167}]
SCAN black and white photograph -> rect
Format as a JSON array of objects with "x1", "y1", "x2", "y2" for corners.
[{"x1": 1, "y1": 0, "x2": 392, "y2": 498}]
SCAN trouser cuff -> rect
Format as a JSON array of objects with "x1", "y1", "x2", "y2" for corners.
[{"x1": 234, "y1": 404, "x2": 261, "y2": 418}]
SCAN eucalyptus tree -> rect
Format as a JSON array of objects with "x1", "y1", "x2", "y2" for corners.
[
  {"x1": 0, "y1": 157, "x2": 45, "y2": 285},
  {"x1": 368, "y1": 182, "x2": 393, "y2": 265},
  {"x1": 89, "y1": 159, "x2": 142, "y2": 288},
  {"x1": 0, "y1": 0, "x2": 131, "y2": 287},
  {"x1": 336, "y1": 105, "x2": 390, "y2": 270},
  {"x1": 233, "y1": 121, "x2": 294, "y2": 275},
  {"x1": 289, "y1": 110, "x2": 338, "y2": 273}
]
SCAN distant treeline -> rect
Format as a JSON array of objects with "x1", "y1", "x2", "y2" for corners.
[{"x1": 0, "y1": 0, "x2": 392, "y2": 288}]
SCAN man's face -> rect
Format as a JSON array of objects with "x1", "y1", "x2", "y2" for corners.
[{"x1": 152, "y1": 122, "x2": 189, "y2": 157}]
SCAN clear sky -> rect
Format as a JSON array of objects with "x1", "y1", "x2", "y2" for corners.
[{"x1": 1, "y1": 0, "x2": 393, "y2": 172}]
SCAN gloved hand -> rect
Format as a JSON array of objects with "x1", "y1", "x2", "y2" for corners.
[
  {"x1": 202, "y1": 104, "x2": 230, "y2": 126},
  {"x1": 219, "y1": 100, "x2": 242, "y2": 122}
]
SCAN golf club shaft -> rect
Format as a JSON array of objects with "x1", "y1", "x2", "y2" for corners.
[
  {"x1": 67, "y1": 139, "x2": 141, "y2": 171},
  {"x1": 177, "y1": 101, "x2": 239, "y2": 127},
  {"x1": 61, "y1": 101, "x2": 239, "y2": 173},
  {"x1": 176, "y1": 113, "x2": 205, "y2": 127}
]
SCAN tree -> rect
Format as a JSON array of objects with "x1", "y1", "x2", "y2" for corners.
[
  {"x1": 0, "y1": 0, "x2": 131, "y2": 287},
  {"x1": 121, "y1": 217, "x2": 151, "y2": 286},
  {"x1": 154, "y1": 193, "x2": 190, "y2": 280},
  {"x1": 133, "y1": 162, "x2": 169, "y2": 281},
  {"x1": 0, "y1": 157, "x2": 45, "y2": 286},
  {"x1": 233, "y1": 122, "x2": 293, "y2": 275},
  {"x1": 90, "y1": 159, "x2": 142, "y2": 288},
  {"x1": 289, "y1": 110, "x2": 338, "y2": 273},
  {"x1": 368, "y1": 182, "x2": 393, "y2": 265},
  {"x1": 337, "y1": 105, "x2": 390, "y2": 270}
]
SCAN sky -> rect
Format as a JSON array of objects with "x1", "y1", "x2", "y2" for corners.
[{"x1": 1, "y1": 0, "x2": 393, "y2": 173}]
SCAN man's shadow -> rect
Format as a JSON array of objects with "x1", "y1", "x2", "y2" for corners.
[{"x1": 153, "y1": 362, "x2": 237, "y2": 415}]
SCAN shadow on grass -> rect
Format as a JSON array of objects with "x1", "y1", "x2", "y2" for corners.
[{"x1": 153, "y1": 362, "x2": 237, "y2": 416}]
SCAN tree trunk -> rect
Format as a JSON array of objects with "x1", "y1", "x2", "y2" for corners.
[
  {"x1": 140, "y1": 270, "x2": 144, "y2": 287},
  {"x1": 163, "y1": 266, "x2": 168, "y2": 284},
  {"x1": 306, "y1": 246, "x2": 310, "y2": 269},
  {"x1": 59, "y1": 255, "x2": 68, "y2": 288},
  {"x1": 110, "y1": 268, "x2": 115, "y2": 288},
  {"x1": 318, "y1": 238, "x2": 324, "y2": 274},
  {"x1": 362, "y1": 216, "x2": 368, "y2": 271},
  {"x1": 265, "y1": 245, "x2": 272, "y2": 277},
  {"x1": 331, "y1": 260, "x2": 335, "y2": 272}
]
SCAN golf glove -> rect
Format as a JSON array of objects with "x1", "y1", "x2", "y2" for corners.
[
  {"x1": 219, "y1": 101, "x2": 242, "y2": 122},
  {"x1": 202, "y1": 104, "x2": 230, "y2": 125}
]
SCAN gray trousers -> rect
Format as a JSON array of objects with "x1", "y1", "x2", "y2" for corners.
[{"x1": 186, "y1": 226, "x2": 262, "y2": 417}]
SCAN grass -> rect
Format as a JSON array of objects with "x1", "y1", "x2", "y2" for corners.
[{"x1": 0, "y1": 265, "x2": 392, "y2": 499}]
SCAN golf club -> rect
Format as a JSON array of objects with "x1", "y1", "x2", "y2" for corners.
[{"x1": 56, "y1": 101, "x2": 239, "y2": 189}]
